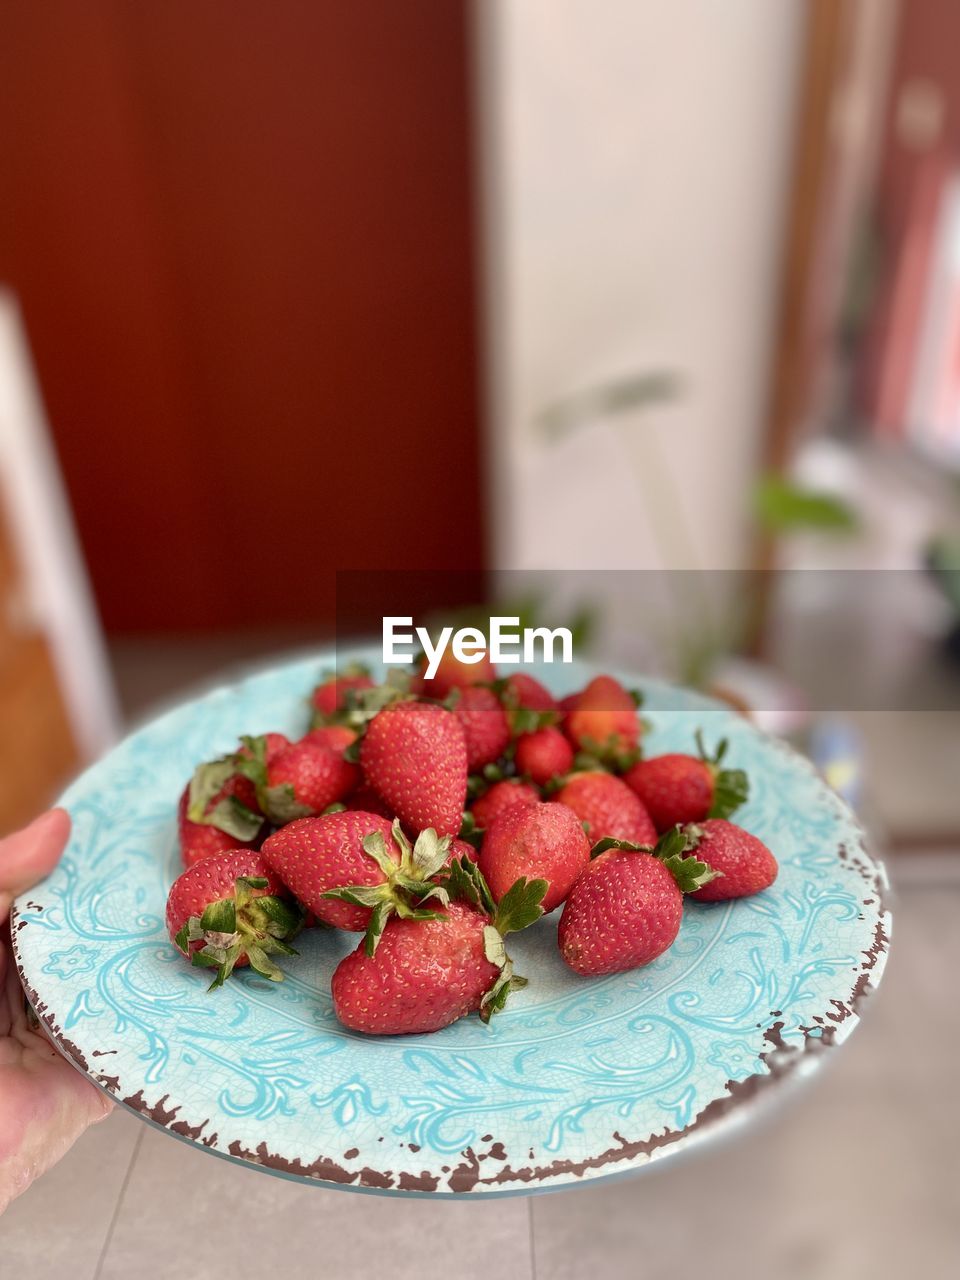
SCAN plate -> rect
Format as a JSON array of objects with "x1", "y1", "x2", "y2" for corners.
[{"x1": 12, "y1": 650, "x2": 890, "y2": 1197}]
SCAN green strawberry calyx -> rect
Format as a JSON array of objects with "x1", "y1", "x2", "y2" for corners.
[
  {"x1": 571, "y1": 735, "x2": 642, "y2": 774},
  {"x1": 695, "y1": 729, "x2": 750, "y2": 821},
  {"x1": 309, "y1": 662, "x2": 373, "y2": 729},
  {"x1": 318, "y1": 670, "x2": 413, "y2": 742},
  {"x1": 187, "y1": 757, "x2": 264, "y2": 842},
  {"x1": 589, "y1": 826, "x2": 721, "y2": 894},
  {"x1": 442, "y1": 856, "x2": 548, "y2": 1023},
  {"x1": 232, "y1": 735, "x2": 313, "y2": 826},
  {"x1": 488, "y1": 677, "x2": 560, "y2": 737},
  {"x1": 322, "y1": 820, "x2": 454, "y2": 957},
  {"x1": 174, "y1": 876, "x2": 304, "y2": 992}
]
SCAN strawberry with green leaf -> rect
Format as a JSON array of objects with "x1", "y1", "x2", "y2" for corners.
[
  {"x1": 331, "y1": 856, "x2": 546, "y2": 1034},
  {"x1": 478, "y1": 801, "x2": 591, "y2": 913},
  {"x1": 262, "y1": 813, "x2": 454, "y2": 952},
  {"x1": 564, "y1": 675, "x2": 643, "y2": 766},
  {"x1": 310, "y1": 663, "x2": 375, "y2": 727},
  {"x1": 681, "y1": 819, "x2": 777, "y2": 901},
  {"x1": 558, "y1": 828, "x2": 719, "y2": 976},
  {"x1": 623, "y1": 731, "x2": 749, "y2": 832},
  {"x1": 235, "y1": 733, "x2": 358, "y2": 825},
  {"x1": 166, "y1": 850, "x2": 304, "y2": 989}
]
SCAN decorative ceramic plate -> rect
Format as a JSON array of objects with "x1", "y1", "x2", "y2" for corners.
[{"x1": 12, "y1": 650, "x2": 890, "y2": 1197}]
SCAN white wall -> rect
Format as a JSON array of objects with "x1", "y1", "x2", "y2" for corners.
[{"x1": 475, "y1": 0, "x2": 804, "y2": 576}]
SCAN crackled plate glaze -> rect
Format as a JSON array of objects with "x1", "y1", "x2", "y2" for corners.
[{"x1": 12, "y1": 651, "x2": 890, "y2": 1197}]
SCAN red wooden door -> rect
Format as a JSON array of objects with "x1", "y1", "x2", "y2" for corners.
[{"x1": 0, "y1": 1, "x2": 485, "y2": 633}]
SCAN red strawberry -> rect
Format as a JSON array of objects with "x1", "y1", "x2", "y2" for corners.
[
  {"x1": 332, "y1": 903, "x2": 498, "y2": 1034},
  {"x1": 166, "y1": 850, "x2": 302, "y2": 988},
  {"x1": 311, "y1": 664, "x2": 375, "y2": 724},
  {"x1": 344, "y1": 785, "x2": 394, "y2": 819},
  {"x1": 452, "y1": 685, "x2": 511, "y2": 770},
  {"x1": 623, "y1": 733, "x2": 749, "y2": 832},
  {"x1": 303, "y1": 724, "x2": 358, "y2": 755},
  {"x1": 514, "y1": 726, "x2": 574, "y2": 787},
  {"x1": 238, "y1": 733, "x2": 358, "y2": 824},
  {"x1": 262, "y1": 813, "x2": 456, "y2": 947},
  {"x1": 552, "y1": 772, "x2": 657, "y2": 845},
  {"x1": 237, "y1": 732, "x2": 290, "y2": 764},
  {"x1": 478, "y1": 801, "x2": 590, "y2": 912},
  {"x1": 262, "y1": 811, "x2": 394, "y2": 931},
  {"x1": 565, "y1": 675, "x2": 641, "y2": 762},
  {"x1": 331, "y1": 862, "x2": 546, "y2": 1033},
  {"x1": 502, "y1": 672, "x2": 557, "y2": 714},
  {"x1": 558, "y1": 830, "x2": 718, "y2": 976},
  {"x1": 683, "y1": 819, "x2": 777, "y2": 901},
  {"x1": 447, "y1": 837, "x2": 479, "y2": 865},
  {"x1": 179, "y1": 758, "x2": 266, "y2": 867},
  {"x1": 470, "y1": 779, "x2": 540, "y2": 830},
  {"x1": 417, "y1": 649, "x2": 496, "y2": 698},
  {"x1": 178, "y1": 787, "x2": 252, "y2": 869},
  {"x1": 360, "y1": 701, "x2": 467, "y2": 836}
]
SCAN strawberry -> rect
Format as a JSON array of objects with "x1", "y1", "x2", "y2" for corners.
[
  {"x1": 303, "y1": 724, "x2": 358, "y2": 755},
  {"x1": 311, "y1": 663, "x2": 375, "y2": 725},
  {"x1": 623, "y1": 732, "x2": 749, "y2": 831},
  {"x1": 558, "y1": 829, "x2": 718, "y2": 976},
  {"x1": 166, "y1": 850, "x2": 303, "y2": 989},
  {"x1": 565, "y1": 675, "x2": 642, "y2": 764},
  {"x1": 514, "y1": 726, "x2": 574, "y2": 787},
  {"x1": 552, "y1": 772, "x2": 657, "y2": 845},
  {"x1": 262, "y1": 812, "x2": 453, "y2": 946},
  {"x1": 236, "y1": 733, "x2": 358, "y2": 824},
  {"x1": 470, "y1": 779, "x2": 540, "y2": 830},
  {"x1": 416, "y1": 648, "x2": 496, "y2": 698},
  {"x1": 682, "y1": 819, "x2": 777, "y2": 901},
  {"x1": 447, "y1": 837, "x2": 479, "y2": 864},
  {"x1": 477, "y1": 801, "x2": 590, "y2": 912},
  {"x1": 452, "y1": 685, "x2": 511, "y2": 770},
  {"x1": 502, "y1": 672, "x2": 557, "y2": 715},
  {"x1": 177, "y1": 780, "x2": 261, "y2": 869},
  {"x1": 332, "y1": 860, "x2": 546, "y2": 1033},
  {"x1": 179, "y1": 746, "x2": 270, "y2": 865},
  {"x1": 360, "y1": 701, "x2": 467, "y2": 835},
  {"x1": 344, "y1": 785, "x2": 394, "y2": 819}
]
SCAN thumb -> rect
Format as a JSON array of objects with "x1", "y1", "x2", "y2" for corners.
[{"x1": 0, "y1": 809, "x2": 71, "y2": 921}]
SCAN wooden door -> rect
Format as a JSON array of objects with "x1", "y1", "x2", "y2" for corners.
[{"x1": 0, "y1": 1, "x2": 485, "y2": 634}]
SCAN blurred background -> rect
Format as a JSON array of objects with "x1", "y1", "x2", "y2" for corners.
[{"x1": 0, "y1": 2, "x2": 958, "y2": 1274}]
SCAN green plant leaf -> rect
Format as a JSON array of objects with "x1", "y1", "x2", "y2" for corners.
[{"x1": 753, "y1": 475, "x2": 858, "y2": 534}]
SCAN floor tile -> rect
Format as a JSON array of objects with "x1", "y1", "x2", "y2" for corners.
[
  {"x1": 530, "y1": 886, "x2": 960, "y2": 1280},
  {"x1": 0, "y1": 1108, "x2": 142, "y2": 1280},
  {"x1": 97, "y1": 1123, "x2": 533, "y2": 1280}
]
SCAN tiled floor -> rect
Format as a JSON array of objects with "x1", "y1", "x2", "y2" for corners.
[{"x1": 3, "y1": 873, "x2": 957, "y2": 1280}]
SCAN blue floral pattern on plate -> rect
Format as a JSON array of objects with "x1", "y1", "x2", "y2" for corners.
[{"x1": 11, "y1": 651, "x2": 890, "y2": 1196}]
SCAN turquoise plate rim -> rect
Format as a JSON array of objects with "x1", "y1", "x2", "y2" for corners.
[{"x1": 11, "y1": 649, "x2": 891, "y2": 1197}]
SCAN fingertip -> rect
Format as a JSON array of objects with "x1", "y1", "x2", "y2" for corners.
[{"x1": 0, "y1": 807, "x2": 72, "y2": 895}]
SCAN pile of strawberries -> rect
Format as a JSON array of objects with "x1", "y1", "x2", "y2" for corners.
[{"x1": 166, "y1": 652, "x2": 778, "y2": 1035}]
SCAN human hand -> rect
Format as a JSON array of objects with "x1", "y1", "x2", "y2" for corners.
[{"x1": 0, "y1": 810, "x2": 112, "y2": 1214}]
